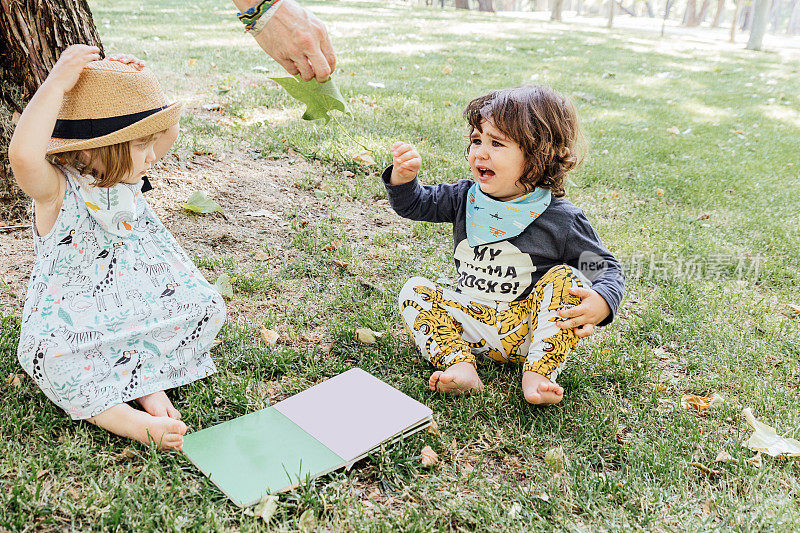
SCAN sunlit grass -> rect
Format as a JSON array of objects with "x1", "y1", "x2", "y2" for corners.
[{"x1": 1, "y1": 0, "x2": 800, "y2": 530}]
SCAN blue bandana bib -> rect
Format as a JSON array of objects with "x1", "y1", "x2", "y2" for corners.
[{"x1": 465, "y1": 183, "x2": 551, "y2": 247}]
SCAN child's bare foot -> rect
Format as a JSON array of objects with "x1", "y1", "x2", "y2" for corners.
[
  {"x1": 88, "y1": 403, "x2": 188, "y2": 449},
  {"x1": 429, "y1": 361, "x2": 484, "y2": 395},
  {"x1": 137, "y1": 390, "x2": 181, "y2": 419},
  {"x1": 522, "y1": 370, "x2": 564, "y2": 405}
]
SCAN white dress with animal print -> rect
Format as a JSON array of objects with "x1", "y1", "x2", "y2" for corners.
[{"x1": 17, "y1": 165, "x2": 226, "y2": 420}]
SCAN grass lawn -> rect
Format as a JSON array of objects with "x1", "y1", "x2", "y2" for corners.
[{"x1": 2, "y1": 0, "x2": 800, "y2": 530}]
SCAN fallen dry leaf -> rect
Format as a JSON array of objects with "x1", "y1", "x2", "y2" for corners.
[
  {"x1": 747, "y1": 452, "x2": 763, "y2": 468},
  {"x1": 113, "y1": 448, "x2": 136, "y2": 462},
  {"x1": 681, "y1": 394, "x2": 712, "y2": 413},
  {"x1": 331, "y1": 259, "x2": 349, "y2": 270},
  {"x1": 355, "y1": 328, "x2": 377, "y2": 344},
  {"x1": 5, "y1": 374, "x2": 21, "y2": 388},
  {"x1": 544, "y1": 446, "x2": 566, "y2": 471},
  {"x1": 36, "y1": 469, "x2": 48, "y2": 479},
  {"x1": 786, "y1": 304, "x2": 800, "y2": 318},
  {"x1": 260, "y1": 328, "x2": 280, "y2": 347},
  {"x1": 656, "y1": 188, "x2": 665, "y2": 196},
  {"x1": 246, "y1": 494, "x2": 279, "y2": 522},
  {"x1": 322, "y1": 240, "x2": 342, "y2": 252},
  {"x1": 666, "y1": 126, "x2": 681, "y2": 135},
  {"x1": 375, "y1": 199, "x2": 390, "y2": 206},
  {"x1": 742, "y1": 408, "x2": 800, "y2": 457},
  {"x1": 254, "y1": 250, "x2": 271, "y2": 261},
  {"x1": 298, "y1": 508, "x2": 316, "y2": 532},
  {"x1": 188, "y1": 58, "x2": 197, "y2": 67},
  {"x1": 427, "y1": 418, "x2": 440, "y2": 436},
  {"x1": 690, "y1": 462, "x2": 720, "y2": 476},
  {"x1": 709, "y1": 393, "x2": 725, "y2": 407},
  {"x1": 715, "y1": 450, "x2": 735, "y2": 463},
  {"x1": 352, "y1": 151, "x2": 376, "y2": 166},
  {"x1": 443, "y1": 66, "x2": 452, "y2": 75},
  {"x1": 421, "y1": 445, "x2": 439, "y2": 467}
]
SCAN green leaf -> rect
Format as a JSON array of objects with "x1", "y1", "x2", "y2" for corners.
[
  {"x1": 214, "y1": 273, "x2": 234, "y2": 299},
  {"x1": 269, "y1": 76, "x2": 350, "y2": 124},
  {"x1": 58, "y1": 308, "x2": 73, "y2": 327},
  {"x1": 181, "y1": 191, "x2": 222, "y2": 214},
  {"x1": 142, "y1": 340, "x2": 161, "y2": 357}
]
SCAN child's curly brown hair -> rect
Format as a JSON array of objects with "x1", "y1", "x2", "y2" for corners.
[{"x1": 463, "y1": 85, "x2": 584, "y2": 198}]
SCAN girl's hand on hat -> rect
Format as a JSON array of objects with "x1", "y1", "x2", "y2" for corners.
[
  {"x1": 556, "y1": 286, "x2": 611, "y2": 338},
  {"x1": 46, "y1": 44, "x2": 101, "y2": 94},
  {"x1": 390, "y1": 142, "x2": 421, "y2": 185},
  {"x1": 107, "y1": 53, "x2": 146, "y2": 70}
]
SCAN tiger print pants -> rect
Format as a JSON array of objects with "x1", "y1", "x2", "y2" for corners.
[{"x1": 398, "y1": 265, "x2": 587, "y2": 383}]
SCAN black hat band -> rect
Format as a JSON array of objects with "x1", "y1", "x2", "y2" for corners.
[{"x1": 52, "y1": 106, "x2": 168, "y2": 140}]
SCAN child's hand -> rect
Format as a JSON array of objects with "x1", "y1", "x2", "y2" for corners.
[
  {"x1": 390, "y1": 142, "x2": 421, "y2": 185},
  {"x1": 45, "y1": 45, "x2": 101, "y2": 94},
  {"x1": 556, "y1": 287, "x2": 611, "y2": 338},
  {"x1": 107, "y1": 53, "x2": 146, "y2": 69}
]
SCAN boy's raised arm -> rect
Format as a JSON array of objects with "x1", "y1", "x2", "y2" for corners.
[{"x1": 8, "y1": 45, "x2": 101, "y2": 203}]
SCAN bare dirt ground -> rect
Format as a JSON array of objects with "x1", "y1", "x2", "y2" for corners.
[{"x1": 0, "y1": 152, "x2": 400, "y2": 319}]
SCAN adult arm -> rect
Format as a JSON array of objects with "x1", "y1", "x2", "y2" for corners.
[{"x1": 231, "y1": 0, "x2": 336, "y2": 82}]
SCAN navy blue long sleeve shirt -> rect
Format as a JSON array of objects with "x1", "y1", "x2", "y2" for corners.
[{"x1": 383, "y1": 167, "x2": 625, "y2": 326}]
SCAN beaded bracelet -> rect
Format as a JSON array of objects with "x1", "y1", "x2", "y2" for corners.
[{"x1": 237, "y1": 0, "x2": 282, "y2": 36}]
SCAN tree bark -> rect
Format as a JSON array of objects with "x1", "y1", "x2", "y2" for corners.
[
  {"x1": 684, "y1": 0, "x2": 700, "y2": 25},
  {"x1": 644, "y1": 0, "x2": 656, "y2": 17},
  {"x1": 730, "y1": 0, "x2": 742, "y2": 38},
  {"x1": 697, "y1": 0, "x2": 712, "y2": 21},
  {"x1": 477, "y1": 0, "x2": 495, "y2": 10},
  {"x1": 455, "y1": 0, "x2": 470, "y2": 8},
  {"x1": 607, "y1": 0, "x2": 615, "y2": 26},
  {"x1": 740, "y1": 4, "x2": 753, "y2": 30},
  {"x1": 712, "y1": 0, "x2": 726, "y2": 26},
  {"x1": 0, "y1": 0, "x2": 103, "y2": 221},
  {"x1": 789, "y1": 0, "x2": 800, "y2": 33},
  {"x1": 746, "y1": 0, "x2": 772, "y2": 48},
  {"x1": 551, "y1": 0, "x2": 565, "y2": 19}
]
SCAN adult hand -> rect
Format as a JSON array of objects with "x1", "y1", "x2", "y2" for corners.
[
  {"x1": 254, "y1": 0, "x2": 336, "y2": 82},
  {"x1": 556, "y1": 286, "x2": 611, "y2": 338}
]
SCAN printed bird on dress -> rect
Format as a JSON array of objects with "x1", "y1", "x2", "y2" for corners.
[
  {"x1": 160, "y1": 283, "x2": 178, "y2": 298},
  {"x1": 58, "y1": 230, "x2": 75, "y2": 246}
]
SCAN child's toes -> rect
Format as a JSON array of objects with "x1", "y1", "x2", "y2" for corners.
[
  {"x1": 161, "y1": 433, "x2": 183, "y2": 450},
  {"x1": 429, "y1": 371, "x2": 444, "y2": 391},
  {"x1": 166, "y1": 405, "x2": 182, "y2": 420},
  {"x1": 523, "y1": 389, "x2": 542, "y2": 404}
]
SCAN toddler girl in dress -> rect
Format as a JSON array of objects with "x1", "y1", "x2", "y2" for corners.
[
  {"x1": 9, "y1": 45, "x2": 226, "y2": 449},
  {"x1": 384, "y1": 85, "x2": 624, "y2": 405}
]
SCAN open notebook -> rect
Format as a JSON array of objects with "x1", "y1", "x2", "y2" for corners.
[{"x1": 182, "y1": 368, "x2": 433, "y2": 507}]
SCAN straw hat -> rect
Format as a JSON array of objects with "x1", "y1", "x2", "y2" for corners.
[{"x1": 46, "y1": 60, "x2": 181, "y2": 155}]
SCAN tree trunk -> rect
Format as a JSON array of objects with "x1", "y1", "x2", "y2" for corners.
[
  {"x1": 684, "y1": 0, "x2": 700, "y2": 25},
  {"x1": 551, "y1": 0, "x2": 565, "y2": 19},
  {"x1": 789, "y1": 0, "x2": 800, "y2": 33},
  {"x1": 477, "y1": 0, "x2": 495, "y2": 10},
  {"x1": 730, "y1": 0, "x2": 742, "y2": 38},
  {"x1": 644, "y1": 0, "x2": 656, "y2": 16},
  {"x1": 607, "y1": 0, "x2": 615, "y2": 26},
  {"x1": 0, "y1": 0, "x2": 103, "y2": 222},
  {"x1": 697, "y1": 0, "x2": 712, "y2": 21},
  {"x1": 661, "y1": 0, "x2": 675, "y2": 35},
  {"x1": 746, "y1": 0, "x2": 772, "y2": 48},
  {"x1": 712, "y1": 0, "x2": 726, "y2": 26},
  {"x1": 455, "y1": 0, "x2": 470, "y2": 8},
  {"x1": 740, "y1": 4, "x2": 753, "y2": 30}
]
